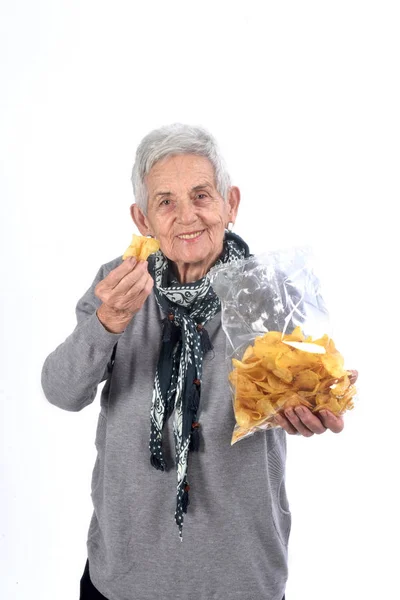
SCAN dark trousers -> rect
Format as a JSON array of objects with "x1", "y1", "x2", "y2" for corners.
[
  {"x1": 80, "y1": 558, "x2": 286, "y2": 599},
  {"x1": 80, "y1": 560, "x2": 108, "y2": 599}
]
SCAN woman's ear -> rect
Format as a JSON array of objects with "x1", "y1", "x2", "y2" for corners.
[
  {"x1": 227, "y1": 186, "x2": 241, "y2": 223},
  {"x1": 130, "y1": 204, "x2": 153, "y2": 236}
]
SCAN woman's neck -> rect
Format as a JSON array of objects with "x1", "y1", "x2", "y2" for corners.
[
  {"x1": 171, "y1": 241, "x2": 225, "y2": 284},
  {"x1": 172, "y1": 261, "x2": 208, "y2": 284}
]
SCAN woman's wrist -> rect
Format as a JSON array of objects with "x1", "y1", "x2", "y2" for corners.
[{"x1": 96, "y1": 303, "x2": 135, "y2": 334}]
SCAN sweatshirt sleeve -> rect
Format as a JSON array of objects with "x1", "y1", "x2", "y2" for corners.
[{"x1": 41, "y1": 262, "x2": 124, "y2": 412}]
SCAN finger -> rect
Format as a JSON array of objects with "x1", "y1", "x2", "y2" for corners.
[
  {"x1": 113, "y1": 260, "x2": 149, "y2": 294},
  {"x1": 292, "y1": 406, "x2": 327, "y2": 435},
  {"x1": 98, "y1": 257, "x2": 138, "y2": 291},
  {"x1": 134, "y1": 275, "x2": 154, "y2": 305},
  {"x1": 124, "y1": 268, "x2": 152, "y2": 297},
  {"x1": 95, "y1": 258, "x2": 136, "y2": 294},
  {"x1": 318, "y1": 410, "x2": 344, "y2": 434},
  {"x1": 274, "y1": 412, "x2": 299, "y2": 435},
  {"x1": 130, "y1": 272, "x2": 153, "y2": 297},
  {"x1": 347, "y1": 369, "x2": 358, "y2": 385},
  {"x1": 118, "y1": 256, "x2": 139, "y2": 276},
  {"x1": 284, "y1": 408, "x2": 315, "y2": 437},
  {"x1": 143, "y1": 275, "x2": 154, "y2": 295},
  {"x1": 98, "y1": 266, "x2": 149, "y2": 310}
]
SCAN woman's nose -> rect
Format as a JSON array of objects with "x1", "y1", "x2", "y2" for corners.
[{"x1": 176, "y1": 199, "x2": 197, "y2": 224}]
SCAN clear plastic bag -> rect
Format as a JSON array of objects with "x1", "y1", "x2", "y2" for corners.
[{"x1": 209, "y1": 246, "x2": 356, "y2": 444}]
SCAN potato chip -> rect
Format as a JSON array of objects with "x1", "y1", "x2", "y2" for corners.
[
  {"x1": 283, "y1": 341, "x2": 326, "y2": 354},
  {"x1": 229, "y1": 328, "x2": 357, "y2": 443},
  {"x1": 267, "y1": 372, "x2": 290, "y2": 391},
  {"x1": 231, "y1": 358, "x2": 263, "y2": 372},
  {"x1": 280, "y1": 391, "x2": 306, "y2": 409},
  {"x1": 235, "y1": 408, "x2": 257, "y2": 428},
  {"x1": 314, "y1": 391, "x2": 331, "y2": 406},
  {"x1": 321, "y1": 352, "x2": 346, "y2": 378},
  {"x1": 123, "y1": 234, "x2": 160, "y2": 261},
  {"x1": 292, "y1": 370, "x2": 320, "y2": 392},
  {"x1": 255, "y1": 396, "x2": 276, "y2": 415},
  {"x1": 329, "y1": 374, "x2": 350, "y2": 397},
  {"x1": 242, "y1": 346, "x2": 255, "y2": 362},
  {"x1": 282, "y1": 326, "x2": 306, "y2": 342},
  {"x1": 253, "y1": 380, "x2": 278, "y2": 394},
  {"x1": 272, "y1": 367, "x2": 293, "y2": 383},
  {"x1": 276, "y1": 346, "x2": 321, "y2": 370},
  {"x1": 312, "y1": 333, "x2": 331, "y2": 348}
]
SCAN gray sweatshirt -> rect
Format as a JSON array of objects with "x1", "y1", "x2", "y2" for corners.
[{"x1": 41, "y1": 256, "x2": 291, "y2": 600}]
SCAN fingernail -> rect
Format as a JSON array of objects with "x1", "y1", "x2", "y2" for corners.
[
  {"x1": 294, "y1": 407, "x2": 304, "y2": 415},
  {"x1": 320, "y1": 410, "x2": 328, "y2": 417}
]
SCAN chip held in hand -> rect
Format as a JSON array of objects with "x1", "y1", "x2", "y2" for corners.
[
  {"x1": 229, "y1": 326, "x2": 357, "y2": 444},
  {"x1": 123, "y1": 234, "x2": 160, "y2": 261}
]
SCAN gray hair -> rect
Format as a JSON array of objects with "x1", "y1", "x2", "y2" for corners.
[{"x1": 131, "y1": 123, "x2": 232, "y2": 215}]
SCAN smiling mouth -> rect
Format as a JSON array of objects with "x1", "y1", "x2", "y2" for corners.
[{"x1": 177, "y1": 230, "x2": 204, "y2": 240}]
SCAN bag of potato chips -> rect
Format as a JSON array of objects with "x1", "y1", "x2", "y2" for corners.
[{"x1": 209, "y1": 246, "x2": 357, "y2": 444}]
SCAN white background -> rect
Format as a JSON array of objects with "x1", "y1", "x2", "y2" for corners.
[{"x1": 1, "y1": 1, "x2": 399, "y2": 598}]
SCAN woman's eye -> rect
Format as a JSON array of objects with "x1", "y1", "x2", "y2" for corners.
[
  {"x1": 160, "y1": 199, "x2": 171, "y2": 206},
  {"x1": 196, "y1": 194, "x2": 207, "y2": 199}
]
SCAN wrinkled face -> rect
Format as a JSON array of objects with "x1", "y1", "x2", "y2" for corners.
[{"x1": 140, "y1": 154, "x2": 238, "y2": 275}]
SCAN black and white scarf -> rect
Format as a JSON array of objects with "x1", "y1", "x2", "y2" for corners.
[{"x1": 147, "y1": 231, "x2": 250, "y2": 539}]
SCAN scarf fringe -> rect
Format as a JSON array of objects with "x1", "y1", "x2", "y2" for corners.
[
  {"x1": 189, "y1": 422, "x2": 200, "y2": 452},
  {"x1": 182, "y1": 484, "x2": 190, "y2": 513},
  {"x1": 198, "y1": 325, "x2": 213, "y2": 354},
  {"x1": 162, "y1": 315, "x2": 174, "y2": 342},
  {"x1": 189, "y1": 382, "x2": 200, "y2": 412},
  {"x1": 150, "y1": 454, "x2": 165, "y2": 471}
]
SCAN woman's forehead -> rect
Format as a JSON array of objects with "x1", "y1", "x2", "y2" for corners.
[{"x1": 146, "y1": 154, "x2": 216, "y2": 192}]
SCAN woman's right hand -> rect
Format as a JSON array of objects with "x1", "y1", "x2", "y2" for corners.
[{"x1": 95, "y1": 257, "x2": 154, "y2": 333}]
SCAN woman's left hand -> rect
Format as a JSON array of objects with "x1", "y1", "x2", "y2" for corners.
[{"x1": 274, "y1": 370, "x2": 358, "y2": 437}]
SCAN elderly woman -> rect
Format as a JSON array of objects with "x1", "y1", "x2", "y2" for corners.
[{"x1": 41, "y1": 124, "x2": 351, "y2": 600}]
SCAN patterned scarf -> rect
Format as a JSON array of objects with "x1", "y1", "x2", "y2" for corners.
[{"x1": 147, "y1": 231, "x2": 250, "y2": 539}]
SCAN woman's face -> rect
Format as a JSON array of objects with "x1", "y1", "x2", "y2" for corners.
[{"x1": 132, "y1": 154, "x2": 240, "y2": 282}]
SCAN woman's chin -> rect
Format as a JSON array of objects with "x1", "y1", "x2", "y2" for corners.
[
  {"x1": 173, "y1": 234, "x2": 223, "y2": 265},
  {"x1": 176, "y1": 251, "x2": 210, "y2": 267},
  {"x1": 172, "y1": 240, "x2": 209, "y2": 264}
]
